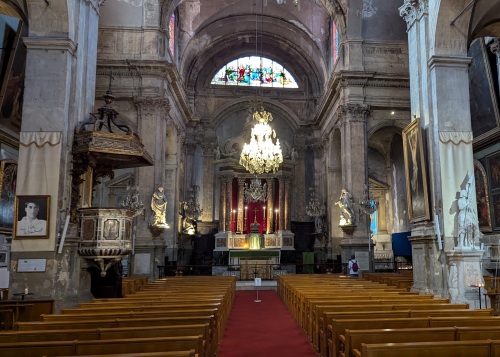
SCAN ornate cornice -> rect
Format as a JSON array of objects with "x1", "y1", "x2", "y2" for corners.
[
  {"x1": 399, "y1": 0, "x2": 428, "y2": 30},
  {"x1": 23, "y1": 37, "x2": 77, "y2": 55}
]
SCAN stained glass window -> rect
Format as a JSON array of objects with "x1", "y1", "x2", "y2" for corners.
[
  {"x1": 169, "y1": 14, "x2": 175, "y2": 56},
  {"x1": 211, "y1": 56, "x2": 298, "y2": 88},
  {"x1": 333, "y1": 21, "x2": 339, "y2": 63}
]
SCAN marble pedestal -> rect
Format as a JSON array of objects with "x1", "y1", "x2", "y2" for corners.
[
  {"x1": 340, "y1": 237, "x2": 373, "y2": 274},
  {"x1": 446, "y1": 249, "x2": 485, "y2": 309}
]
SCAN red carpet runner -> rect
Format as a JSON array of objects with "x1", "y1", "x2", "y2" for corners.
[{"x1": 218, "y1": 290, "x2": 318, "y2": 357}]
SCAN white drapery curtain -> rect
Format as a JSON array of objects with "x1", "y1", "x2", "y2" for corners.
[{"x1": 12, "y1": 132, "x2": 62, "y2": 252}]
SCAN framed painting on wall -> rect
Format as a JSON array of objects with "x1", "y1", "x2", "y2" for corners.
[
  {"x1": 14, "y1": 195, "x2": 50, "y2": 239},
  {"x1": 0, "y1": 159, "x2": 17, "y2": 230},
  {"x1": 474, "y1": 160, "x2": 492, "y2": 232},
  {"x1": 402, "y1": 118, "x2": 430, "y2": 222}
]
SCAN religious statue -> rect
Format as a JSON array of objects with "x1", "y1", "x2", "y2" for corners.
[
  {"x1": 121, "y1": 181, "x2": 144, "y2": 217},
  {"x1": 335, "y1": 189, "x2": 355, "y2": 226},
  {"x1": 456, "y1": 175, "x2": 481, "y2": 249},
  {"x1": 179, "y1": 200, "x2": 197, "y2": 235},
  {"x1": 150, "y1": 187, "x2": 168, "y2": 228},
  {"x1": 290, "y1": 147, "x2": 298, "y2": 163},
  {"x1": 214, "y1": 146, "x2": 221, "y2": 160}
]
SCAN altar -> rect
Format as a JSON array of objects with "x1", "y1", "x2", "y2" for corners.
[{"x1": 214, "y1": 231, "x2": 295, "y2": 251}]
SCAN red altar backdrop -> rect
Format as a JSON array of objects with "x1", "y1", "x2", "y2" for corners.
[{"x1": 228, "y1": 178, "x2": 280, "y2": 233}]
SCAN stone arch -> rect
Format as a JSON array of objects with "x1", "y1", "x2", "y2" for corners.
[
  {"x1": 432, "y1": 0, "x2": 472, "y2": 57},
  {"x1": 209, "y1": 97, "x2": 301, "y2": 130},
  {"x1": 182, "y1": 15, "x2": 327, "y2": 95}
]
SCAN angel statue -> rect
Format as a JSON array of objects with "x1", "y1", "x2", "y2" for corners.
[
  {"x1": 335, "y1": 189, "x2": 355, "y2": 226},
  {"x1": 456, "y1": 175, "x2": 481, "y2": 249},
  {"x1": 150, "y1": 187, "x2": 168, "y2": 228}
]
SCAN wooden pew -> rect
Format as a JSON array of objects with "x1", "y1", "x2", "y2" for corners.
[
  {"x1": 17, "y1": 316, "x2": 216, "y2": 356},
  {"x1": 48, "y1": 351, "x2": 196, "y2": 357},
  {"x1": 342, "y1": 325, "x2": 500, "y2": 357},
  {"x1": 47, "y1": 352, "x2": 196, "y2": 357},
  {"x1": 310, "y1": 301, "x2": 464, "y2": 344},
  {"x1": 0, "y1": 335, "x2": 204, "y2": 357},
  {"x1": 328, "y1": 315, "x2": 500, "y2": 357},
  {"x1": 323, "y1": 309, "x2": 494, "y2": 357},
  {"x1": 340, "y1": 327, "x2": 456, "y2": 357},
  {"x1": 354, "y1": 340, "x2": 491, "y2": 357}
]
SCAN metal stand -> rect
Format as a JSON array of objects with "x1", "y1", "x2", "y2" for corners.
[{"x1": 254, "y1": 288, "x2": 261, "y2": 303}]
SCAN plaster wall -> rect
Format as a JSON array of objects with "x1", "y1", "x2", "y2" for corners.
[
  {"x1": 362, "y1": 0, "x2": 407, "y2": 41},
  {"x1": 99, "y1": 0, "x2": 144, "y2": 27}
]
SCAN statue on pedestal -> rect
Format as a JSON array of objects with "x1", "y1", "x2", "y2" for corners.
[
  {"x1": 335, "y1": 189, "x2": 355, "y2": 226},
  {"x1": 150, "y1": 187, "x2": 168, "y2": 228},
  {"x1": 456, "y1": 176, "x2": 481, "y2": 249}
]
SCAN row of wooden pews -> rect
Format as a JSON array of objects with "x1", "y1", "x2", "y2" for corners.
[
  {"x1": 278, "y1": 274, "x2": 500, "y2": 357},
  {"x1": 0, "y1": 276, "x2": 236, "y2": 357}
]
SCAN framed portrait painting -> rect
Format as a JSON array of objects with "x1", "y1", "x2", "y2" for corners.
[
  {"x1": 402, "y1": 118, "x2": 430, "y2": 222},
  {"x1": 13, "y1": 195, "x2": 50, "y2": 239},
  {"x1": 474, "y1": 160, "x2": 492, "y2": 232}
]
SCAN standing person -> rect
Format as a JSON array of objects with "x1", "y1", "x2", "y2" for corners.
[
  {"x1": 348, "y1": 254, "x2": 359, "y2": 277},
  {"x1": 17, "y1": 201, "x2": 47, "y2": 236}
]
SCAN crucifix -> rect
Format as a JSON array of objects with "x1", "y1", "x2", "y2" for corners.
[{"x1": 253, "y1": 207, "x2": 259, "y2": 222}]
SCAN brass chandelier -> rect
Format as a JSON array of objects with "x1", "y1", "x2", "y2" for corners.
[{"x1": 239, "y1": 106, "x2": 283, "y2": 174}]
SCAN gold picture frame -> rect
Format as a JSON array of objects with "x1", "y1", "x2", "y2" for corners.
[
  {"x1": 474, "y1": 160, "x2": 492, "y2": 233},
  {"x1": 0, "y1": 159, "x2": 17, "y2": 231},
  {"x1": 402, "y1": 118, "x2": 430, "y2": 222},
  {"x1": 14, "y1": 195, "x2": 50, "y2": 239}
]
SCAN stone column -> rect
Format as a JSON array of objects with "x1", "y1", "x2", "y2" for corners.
[
  {"x1": 237, "y1": 178, "x2": 245, "y2": 232},
  {"x1": 278, "y1": 177, "x2": 285, "y2": 232},
  {"x1": 329, "y1": 131, "x2": 343, "y2": 256},
  {"x1": 218, "y1": 176, "x2": 228, "y2": 232},
  {"x1": 226, "y1": 175, "x2": 234, "y2": 232},
  {"x1": 183, "y1": 142, "x2": 196, "y2": 197},
  {"x1": 133, "y1": 97, "x2": 170, "y2": 240},
  {"x1": 339, "y1": 104, "x2": 370, "y2": 239},
  {"x1": 266, "y1": 178, "x2": 275, "y2": 233},
  {"x1": 399, "y1": 0, "x2": 431, "y2": 121},
  {"x1": 10, "y1": 2, "x2": 100, "y2": 310},
  {"x1": 490, "y1": 39, "x2": 500, "y2": 101},
  {"x1": 201, "y1": 144, "x2": 216, "y2": 222},
  {"x1": 283, "y1": 177, "x2": 291, "y2": 231},
  {"x1": 294, "y1": 147, "x2": 307, "y2": 221}
]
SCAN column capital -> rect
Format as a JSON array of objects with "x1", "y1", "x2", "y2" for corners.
[
  {"x1": 184, "y1": 142, "x2": 196, "y2": 156},
  {"x1": 133, "y1": 96, "x2": 171, "y2": 117},
  {"x1": 311, "y1": 142, "x2": 324, "y2": 159},
  {"x1": 201, "y1": 143, "x2": 217, "y2": 157},
  {"x1": 237, "y1": 178, "x2": 247, "y2": 185},
  {"x1": 399, "y1": 0, "x2": 428, "y2": 30},
  {"x1": 338, "y1": 104, "x2": 370, "y2": 124}
]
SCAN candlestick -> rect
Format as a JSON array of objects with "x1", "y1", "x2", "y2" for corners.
[
  {"x1": 244, "y1": 206, "x2": 248, "y2": 233},
  {"x1": 263, "y1": 206, "x2": 266, "y2": 233},
  {"x1": 275, "y1": 209, "x2": 279, "y2": 232}
]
